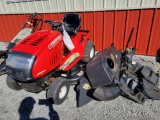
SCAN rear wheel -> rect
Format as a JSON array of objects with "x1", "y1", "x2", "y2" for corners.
[
  {"x1": 81, "y1": 41, "x2": 95, "y2": 63},
  {"x1": 46, "y1": 77, "x2": 70, "y2": 105},
  {"x1": 6, "y1": 75, "x2": 22, "y2": 90}
]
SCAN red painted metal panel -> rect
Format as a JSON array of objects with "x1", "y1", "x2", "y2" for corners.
[
  {"x1": 0, "y1": 16, "x2": 2, "y2": 40},
  {"x1": 0, "y1": 15, "x2": 7, "y2": 41},
  {"x1": 17, "y1": 14, "x2": 29, "y2": 31},
  {"x1": 5, "y1": 14, "x2": 29, "y2": 41},
  {"x1": 0, "y1": 14, "x2": 33, "y2": 41},
  {"x1": 6, "y1": 15, "x2": 18, "y2": 40},
  {"x1": 12, "y1": 15, "x2": 19, "y2": 32},
  {"x1": 83, "y1": 12, "x2": 94, "y2": 42},
  {"x1": 20, "y1": 14, "x2": 27, "y2": 23},
  {"x1": 16, "y1": 14, "x2": 24, "y2": 29},
  {"x1": 12, "y1": 14, "x2": 23, "y2": 36},
  {"x1": 94, "y1": 12, "x2": 103, "y2": 50},
  {"x1": 103, "y1": 11, "x2": 115, "y2": 49},
  {"x1": 136, "y1": 9, "x2": 154, "y2": 54},
  {"x1": 114, "y1": 11, "x2": 127, "y2": 50},
  {"x1": 41, "y1": 14, "x2": 47, "y2": 30},
  {"x1": 0, "y1": 9, "x2": 159, "y2": 56},
  {"x1": 50, "y1": 13, "x2": 59, "y2": 30},
  {"x1": 51, "y1": 13, "x2": 59, "y2": 21},
  {"x1": 58, "y1": 13, "x2": 66, "y2": 21},
  {"x1": 124, "y1": 10, "x2": 140, "y2": 49},
  {"x1": 0, "y1": 15, "x2": 12, "y2": 41},
  {"x1": 43, "y1": 14, "x2": 53, "y2": 30},
  {"x1": 147, "y1": 9, "x2": 160, "y2": 56}
]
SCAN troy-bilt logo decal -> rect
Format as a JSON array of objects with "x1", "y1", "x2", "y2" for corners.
[{"x1": 48, "y1": 35, "x2": 62, "y2": 50}]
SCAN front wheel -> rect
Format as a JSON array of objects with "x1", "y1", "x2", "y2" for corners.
[
  {"x1": 46, "y1": 77, "x2": 70, "y2": 105},
  {"x1": 6, "y1": 75, "x2": 22, "y2": 90},
  {"x1": 81, "y1": 41, "x2": 95, "y2": 63}
]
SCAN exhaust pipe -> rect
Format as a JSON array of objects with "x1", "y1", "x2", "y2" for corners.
[{"x1": 93, "y1": 85, "x2": 121, "y2": 101}]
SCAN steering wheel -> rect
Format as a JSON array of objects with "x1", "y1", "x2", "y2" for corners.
[{"x1": 44, "y1": 20, "x2": 62, "y2": 27}]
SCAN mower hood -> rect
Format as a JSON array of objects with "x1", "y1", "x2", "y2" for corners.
[
  {"x1": 6, "y1": 30, "x2": 63, "y2": 81},
  {"x1": 12, "y1": 30, "x2": 61, "y2": 56}
]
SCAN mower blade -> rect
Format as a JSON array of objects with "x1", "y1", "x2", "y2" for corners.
[
  {"x1": 93, "y1": 85, "x2": 121, "y2": 101},
  {"x1": 77, "y1": 77, "x2": 93, "y2": 107}
]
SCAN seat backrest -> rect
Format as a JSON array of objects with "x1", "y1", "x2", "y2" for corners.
[{"x1": 63, "y1": 13, "x2": 81, "y2": 35}]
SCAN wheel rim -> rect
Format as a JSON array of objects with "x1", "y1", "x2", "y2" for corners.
[
  {"x1": 59, "y1": 86, "x2": 67, "y2": 99},
  {"x1": 90, "y1": 47, "x2": 95, "y2": 59}
]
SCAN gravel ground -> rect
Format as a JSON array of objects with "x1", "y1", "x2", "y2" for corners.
[{"x1": 0, "y1": 42, "x2": 160, "y2": 120}]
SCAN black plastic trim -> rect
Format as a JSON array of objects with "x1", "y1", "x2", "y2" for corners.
[{"x1": 6, "y1": 51, "x2": 36, "y2": 81}]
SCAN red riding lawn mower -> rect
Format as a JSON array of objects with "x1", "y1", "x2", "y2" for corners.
[
  {"x1": 5, "y1": 13, "x2": 95, "y2": 104},
  {"x1": 0, "y1": 12, "x2": 43, "y2": 75}
]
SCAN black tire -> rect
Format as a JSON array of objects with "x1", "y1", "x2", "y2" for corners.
[
  {"x1": 6, "y1": 75, "x2": 22, "y2": 90},
  {"x1": 81, "y1": 41, "x2": 95, "y2": 63},
  {"x1": 46, "y1": 77, "x2": 70, "y2": 105}
]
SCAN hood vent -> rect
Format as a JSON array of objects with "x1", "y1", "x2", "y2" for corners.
[
  {"x1": 21, "y1": 38, "x2": 31, "y2": 44},
  {"x1": 50, "y1": 54, "x2": 58, "y2": 66},
  {"x1": 30, "y1": 35, "x2": 47, "y2": 46}
]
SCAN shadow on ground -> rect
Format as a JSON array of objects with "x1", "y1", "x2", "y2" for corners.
[{"x1": 18, "y1": 97, "x2": 59, "y2": 120}]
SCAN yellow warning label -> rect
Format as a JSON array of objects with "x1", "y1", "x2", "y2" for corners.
[{"x1": 83, "y1": 83, "x2": 90, "y2": 90}]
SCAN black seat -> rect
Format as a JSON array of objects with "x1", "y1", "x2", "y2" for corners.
[{"x1": 61, "y1": 13, "x2": 81, "y2": 35}]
